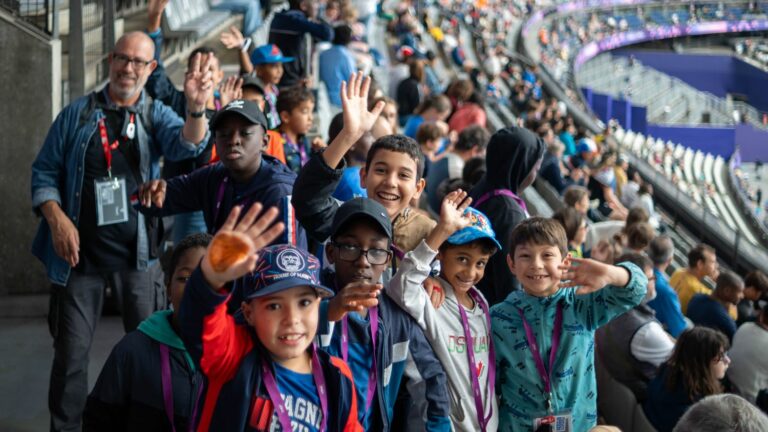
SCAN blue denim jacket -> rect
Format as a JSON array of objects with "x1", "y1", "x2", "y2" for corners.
[{"x1": 31, "y1": 89, "x2": 208, "y2": 285}]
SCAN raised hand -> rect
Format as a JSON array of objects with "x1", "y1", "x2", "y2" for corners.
[
  {"x1": 340, "y1": 71, "x2": 385, "y2": 143},
  {"x1": 147, "y1": 0, "x2": 169, "y2": 32},
  {"x1": 137, "y1": 179, "x2": 167, "y2": 208},
  {"x1": 439, "y1": 189, "x2": 473, "y2": 235},
  {"x1": 218, "y1": 76, "x2": 243, "y2": 107},
  {"x1": 220, "y1": 26, "x2": 245, "y2": 50},
  {"x1": 423, "y1": 277, "x2": 446, "y2": 309},
  {"x1": 200, "y1": 204, "x2": 285, "y2": 289},
  {"x1": 559, "y1": 257, "x2": 630, "y2": 295},
  {"x1": 327, "y1": 282, "x2": 382, "y2": 321},
  {"x1": 184, "y1": 52, "x2": 215, "y2": 112}
]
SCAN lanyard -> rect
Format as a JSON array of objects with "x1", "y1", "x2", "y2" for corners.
[
  {"x1": 212, "y1": 177, "x2": 257, "y2": 230},
  {"x1": 457, "y1": 288, "x2": 496, "y2": 431},
  {"x1": 261, "y1": 344, "x2": 328, "y2": 432},
  {"x1": 97, "y1": 115, "x2": 133, "y2": 178},
  {"x1": 516, "y1": 302, "x2": 563, "y2": 413},
  {"x1": 283, "y1": 133, "x2": 308, "y2": 165},
  {"x1": 474, "y1": 188, "x2": 528, "y2": 216},
  {"x1": 341, "y1": 306, "x2": 379, "y2": 412},
  {"x1": 159, "y1": 344, "x2": 203, "y2": 432}
]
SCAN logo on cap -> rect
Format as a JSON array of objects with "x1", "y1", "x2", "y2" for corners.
[
  {"x1": 227, "y1": 100, "x2": 245, "y2": 110},
  {"x1": 270, "y1": 44, "x2": 280, "y2": 55},
  {"x1": 277, "y1": 249, "x2": 305, "y2": 273}
]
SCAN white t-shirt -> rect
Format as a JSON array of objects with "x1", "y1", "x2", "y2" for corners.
[{"x1": 727, "y1": 322, "x2": 768, "y2": 403}]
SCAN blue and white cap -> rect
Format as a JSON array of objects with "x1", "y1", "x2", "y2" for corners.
[
  {"x1": 446, "y1": 207, "x2": 502, "y2": 250},
  {"x1": 242, "y1": 245, "x2": 334, "y2": 299}
]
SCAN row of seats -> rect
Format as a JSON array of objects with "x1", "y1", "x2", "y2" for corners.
[
  {"x1": 162, "y1": 0, "x2": 231, "y2": 38},
  {"x1": 615, "y1": 128, "x2": 760, "y2": 245}
]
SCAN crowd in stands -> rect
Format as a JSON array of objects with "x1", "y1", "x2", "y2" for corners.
[{"x1": 27, "y1": 0, "x2": 768, "y2": 431}]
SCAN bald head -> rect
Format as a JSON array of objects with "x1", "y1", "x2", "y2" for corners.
[{"x1": 108, "y1": 31, "x2": 157, "y2": 106}]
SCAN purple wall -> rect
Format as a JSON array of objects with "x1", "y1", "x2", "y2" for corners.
[
  {"x1": 618, "y1": 51, "x2": 768, "y2": 112},
  {"x1": 646, "y1": 125, "x2": 736, "y2": 158},
  {"x1": 735, "y1": 124, "x2": 768, "y2": 162}
]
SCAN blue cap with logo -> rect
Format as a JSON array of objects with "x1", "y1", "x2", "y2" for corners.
[
  {"x1": 446, "y1": 207, "x2": 502, "y2": 250},
  {"x1": 250, "y1": 44, "x2": 295, "y2": 65},
  {"x1": 242, "y1": 245, "x2": 334, "y2": 299}
]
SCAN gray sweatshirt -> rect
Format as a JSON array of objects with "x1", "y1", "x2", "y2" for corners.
[{"x1": 387, "y1": 240, "x2": 499, "y2": 432}]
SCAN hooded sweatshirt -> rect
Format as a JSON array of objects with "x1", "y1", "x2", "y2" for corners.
[
  {"x1": 469, "y1": 127, "x2": 545, "y2": 305},
  {"x1": 84, "y1": 310, "x2": 202, "y2": 431},
  {"x1": 387, "y1": 241, "x2": 498, "y2": 432},
  {"x1": 138, "y1": 155, "x2": 306, "y2": 250}
]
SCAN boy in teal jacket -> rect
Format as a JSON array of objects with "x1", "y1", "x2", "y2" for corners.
[{"x1": 491, "y1": 218, "x2": 647, "y2": 431}]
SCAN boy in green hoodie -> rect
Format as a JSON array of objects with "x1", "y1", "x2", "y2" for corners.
[{"x1": 83, "y1": 233, "x2": 211, "y2": 430}]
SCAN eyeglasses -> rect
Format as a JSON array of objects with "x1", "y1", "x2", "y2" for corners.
[
  {"x1": 332, "y1": 243, "x2": 392, "y2": 265},
  {"x1": 112, "y1": 53, "x2": 152, "y2": 70}
]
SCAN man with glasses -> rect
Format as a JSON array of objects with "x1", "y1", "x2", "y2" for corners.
[{"x1": 31, "y1": 31, "x2": 212, "y2": 431}]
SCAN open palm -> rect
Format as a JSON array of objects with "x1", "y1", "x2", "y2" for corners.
[{"x1": 340, "y1": 71, "x2": 385, "y2": 141}]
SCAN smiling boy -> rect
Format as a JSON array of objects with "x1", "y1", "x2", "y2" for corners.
[
  {"x1": 178, "y1": 204, "x2": 362, "y2": 431},
  {"x1": 491, "y1": 217, "x2": 648, "y2": 431},
  {"x1": 292, "y1": 72, "x2": 435, "y2": 256},
  {"x1": 315, "y1": 198, "x2": 451, "y2": 431},
  {"x1": 137, "y1": 99, "x2": 306, "y2": 249}
]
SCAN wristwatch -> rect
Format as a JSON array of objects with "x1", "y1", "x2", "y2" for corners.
[{"x1": 188, "y1": 109, "x2": 206, "y2": 118}]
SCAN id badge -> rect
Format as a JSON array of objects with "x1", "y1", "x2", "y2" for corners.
[
  {"x1": 95, "y1": 176, "x2": 129, "y2": 226},
  {"x1": 533, "y1": 413, "x2": 573, "y2": 432}
]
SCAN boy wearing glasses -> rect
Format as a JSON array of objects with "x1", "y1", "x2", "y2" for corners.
[{"x1": 317, "y1": 198, "x2": 451, "y2": 431}]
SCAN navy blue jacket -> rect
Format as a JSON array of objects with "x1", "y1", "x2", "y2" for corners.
[
  {"x1": 138, "y1": 156, "x2": 306, "y2": 250},
  {"x1": 179, "y1": 268, "x2": 362, "y2": 431},
  {"x1": 317, "y1": 271, "x2": 451, "y2": 431},
  {"x1": 269, "y1": 10, "x2": 333, "y2": 87}
]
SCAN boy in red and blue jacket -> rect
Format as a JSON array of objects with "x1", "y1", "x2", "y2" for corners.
[{"x1": 179, "y1": 204, "x2": 362, "y2": 431}]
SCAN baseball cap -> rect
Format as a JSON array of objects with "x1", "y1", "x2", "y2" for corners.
[
  {"x1": 240, "y1": 75, "x2": 265, "y2": 93},
  {"x1": 250, "y1": 44, "x2": 295, "y2": 65},
  {"x1": 242, "y1": 245, "x2": 333, "y2": 300},
  {"x1": 446, "y1": 207, "x2": 502, "y2": 250},
  {"x1": 577, "y1": 138, "x2": 597, "y2": 154},
  {"x1": 331, "y1": 198, "x2": 393, "y2": 240},
  {"x1": 209, "y1": 99, "x2": 268, "y2": 132}
]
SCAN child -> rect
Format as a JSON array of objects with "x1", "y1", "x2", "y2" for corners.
[
  {"x1": 179, "y1": 204, "x2": 362, "y2": 431},
  {"x1": 274, "y1": 86, "x2": 326, "y2": 173},
  {"x1": 403, "y1": 94, "x2": 452, "y2": 139},
  {"x1": 316, "y1": 198, "x2": 451, "y2": 430},
  {"x1": 293, "y1": 72, "x2": 435, "y2": 256},
  {"x1": 388, "y1": 190, "x2": 500, "y2": 431},
  {"x1": 415, "y1": 122, "x2": 446, "y2": 179},
  {"x1": 552, "y1": 207, "x2": 587, "y2": 258},
  {"x1": 491, "y1": 217, "x2": 648, "y2": 431},
  {"x1": 327, "y1": 112, "x2": 374, "y2": 202},
  {"x1": 470, "y1": 126, "x2": 545, "y2": 305},
  {"x1": 84, "y1": 233, "x2": 211, "y2": 430},
  {"x1": 247, "y1": 44, "x2": 294, "y2": 129},
  {"x1": 137, "y1": 99, "x2": 306, "y2": 250}
]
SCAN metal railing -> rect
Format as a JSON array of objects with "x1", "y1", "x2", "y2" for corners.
[{"x1": 0, "y1": 0, "x2": 56, "y2": 35}]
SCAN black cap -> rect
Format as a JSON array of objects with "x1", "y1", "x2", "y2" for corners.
[
  {"x1": 331, "y1": 198, "x2": 393, "y2": 240},
  {"x1": 240, "y1": 75, "x2": 265, "y2": 92},
  {"x1": 209, "y1": 99, "x2": 268, "y2": 131}
]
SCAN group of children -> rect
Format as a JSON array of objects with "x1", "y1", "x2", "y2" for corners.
[{"x1": 84, "y1": 72, "x2": 648, "y2": 432}]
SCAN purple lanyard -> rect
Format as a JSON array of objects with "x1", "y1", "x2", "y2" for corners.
[
  {"x1": 212, "y1": 177, "x2": 256, "y2": 230},
  {"x1": 474, "y1": 189, "x2": 528, "y2": 215},
  {"x1": 159, "y1": 344, "x2": 203, "y2": 432},
  {"x1": 341, "y1": 306, "x2": 379, "y2": 412},
  {"x1": 515, "y1": 302, "x2": 563, "y2": 413},
  {"x1": 261, "y1": 344, "x2": 329, "y2": 432},
  {"x1": 283, "y1": 133, "x2": 308, "y2": 165},
  {"x1": 457, "y1": 289, "x2": 496, "y2": 431}
]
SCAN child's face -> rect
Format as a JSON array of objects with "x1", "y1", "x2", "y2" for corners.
[
  {"x1": 438, "y1": 244, "x2": 492, "y2": 294},
  {"x1": 281, "y1": 100, "x2": 315, "y2": 136},
  {"x1": 256, "y1": 63, "x2": 284, "y2": 85},
  {"x1": 326, "y1": 220, "x2": 391, "y2": 288},
  {"x1": 241, "y1": 88, "x2": 266, "y2": 112},
  {"x1": 361, "y1": 149, "x2": 426, "y2": 220},
  {"x1": 242, "y1": 286, "x2": 321, "y2": 369},
  {"x1": 574, "y1": 195, "x2": 590, "y2": 215},
  {"x1": 507, "y1": 242, "x2": 568, "y2": 297},
  {"x1": 214, "y1": 116, "x2": 266, "y2": 179},
  {"x1": 422, "y1": 139, "x2": 440, "y2": 154},
  {"x1": 573, "y1": 220, "x2": 588, "y2": 246},
  {"x1": 382, "y1": 103, "x2": 398, "y2": 131},
  {"x1": 167, "y1": 246, "x2": 207, "y2": 317}
]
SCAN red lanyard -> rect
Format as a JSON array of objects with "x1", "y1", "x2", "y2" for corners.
[
  {"x1": 457, "y1": 288, "x2": 496, "y2": 431},
  {"x1": 97, "y1": 114, "x2": 134, "y2": 177},
  {"x1": 260, "y1": 344, "x2": 328, "y2": 432},
  {"x1": 516, "y1": 302, "x2": 563, "y2": 413},
  {"x1": 340, "y1": 306, "x2": 379, "y2": 412}
]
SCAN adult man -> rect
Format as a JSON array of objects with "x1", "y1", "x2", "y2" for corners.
[
  {"x1": 426, "y1": 125, "x2": 489, "y2": 213},
  {"x1": 647, "y1": 235, "x2": 689, "y2": 337},
  {"x1": 596, "y1": 253, "x2": 675, "y2": 401},
  {"x1": 738, "y1": 270, "x2": 768, "y2": 324},
  {"x1": 669, "y1": 243, "x2": 720, "y2": 314},
  {"x1": 687, "y1": 271, "x2": 744, "y2": 341},
  {"x1": 31, "y1": 32, "x2": 211, "y2": 431}
]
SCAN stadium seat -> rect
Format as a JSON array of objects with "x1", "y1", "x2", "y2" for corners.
[{"x1": 162, "y1": 0, "x2": 231, "y2": 38}]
